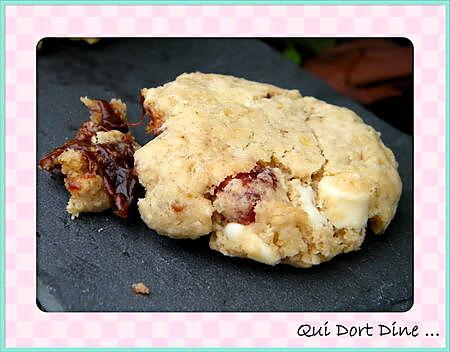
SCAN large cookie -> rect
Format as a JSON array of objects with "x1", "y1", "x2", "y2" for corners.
[{"x1": 135, "y1": 73, "x2": 402, "y2": 267}]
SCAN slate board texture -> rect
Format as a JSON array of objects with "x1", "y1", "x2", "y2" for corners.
[{"x1": 37, "y1": 38, "x2": 413, "y2": 312}]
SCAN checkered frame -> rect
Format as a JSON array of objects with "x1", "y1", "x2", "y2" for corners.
[{"x1": 3, "y1": 4, "x2": 447, "y2": 349}]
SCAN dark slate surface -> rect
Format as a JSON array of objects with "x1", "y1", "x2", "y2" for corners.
[{"x1": 37, "y1": 38, "x2": 413, "y2": 312}]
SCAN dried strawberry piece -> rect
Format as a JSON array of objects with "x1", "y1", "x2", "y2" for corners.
[
  {"x1": 214, "y1": 166, "x2": 277, "y2": 194},
  {"x1": 213, "y1": 166, "x2": 277, "y2": 225},
  {"x1": 95, "y1": 100, "x2": 129, "y2": 133}
]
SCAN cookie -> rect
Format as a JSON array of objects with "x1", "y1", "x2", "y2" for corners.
[
  {"x1": 39, "y1": 97, "x2": 140, "y2": 218},
  {"x1": 135, "y1": 72, "x2": 402, "y2": 267}
]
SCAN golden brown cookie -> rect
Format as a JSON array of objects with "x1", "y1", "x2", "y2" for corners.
[{"x1": 135, "y1": 72, "x2": 402, "y2": 267}]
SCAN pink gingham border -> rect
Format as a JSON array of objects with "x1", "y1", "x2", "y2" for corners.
[{"x1": 4, "y1": 4, "x2": 447, "y2": 349}]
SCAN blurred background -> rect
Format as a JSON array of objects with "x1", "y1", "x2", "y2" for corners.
[
  {"x1": 264, "y1": 38, "x2": 413, "y2": 135},
  {"x1": 38, "y1": 37, "x2": 413, "y2": 135}
]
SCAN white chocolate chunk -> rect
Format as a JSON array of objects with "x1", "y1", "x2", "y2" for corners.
[
  {"x1": 288, "y1": 180, "x2": 327, "y2": 228},
  {"x1": 223, "y1": 223, "x2": 281, "y2": 265},
  {"x1": 318, "y1": 173, "x2": 369, "y2": 229}
]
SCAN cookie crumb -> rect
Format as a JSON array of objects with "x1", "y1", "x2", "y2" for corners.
[
  {"x1": 39, "y1": 97, "x2": 140, "y2": 219},
  {"x1": 131, "y1": 282, "x2": 150, "y2": 295}
]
